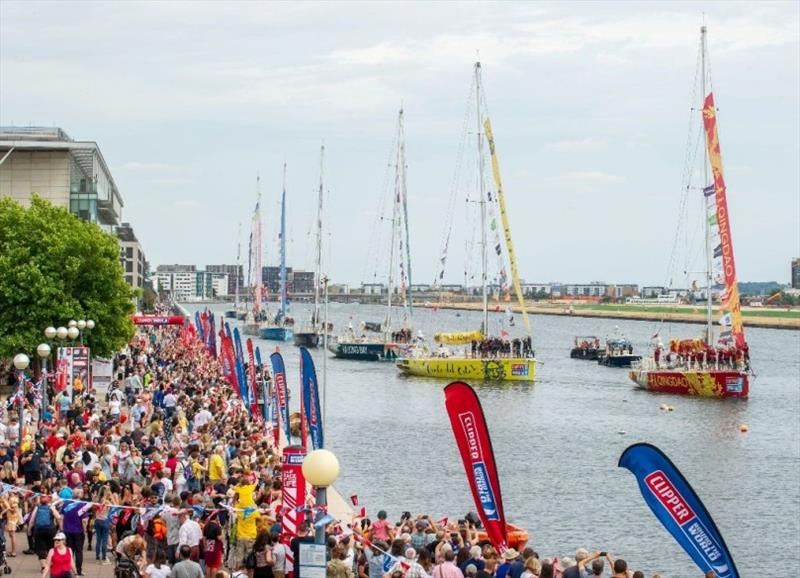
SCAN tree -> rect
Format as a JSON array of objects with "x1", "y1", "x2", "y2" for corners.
[{"x1": 0, "y1": 196, "x2": 135, "y2": 358}]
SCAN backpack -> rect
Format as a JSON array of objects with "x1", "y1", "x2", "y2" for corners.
[
  {"x1": 34, "y1": 505, "x2": 54, "y2": 529},
  {"x1": 147, "y1": 516, "x2": 167, "y2": 541}
]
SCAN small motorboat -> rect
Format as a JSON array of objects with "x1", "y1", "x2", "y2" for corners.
[
  {"x1": 599, "y1": 337, "x2": 641, "y2": 368},
  {"x1": 570, "y1": 336, "x2": 602, "y2": 360}
]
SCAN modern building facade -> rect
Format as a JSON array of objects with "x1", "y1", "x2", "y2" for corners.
[
  {"x1": 290, "y1": 270, "x2": 315, "y2": 294},
  {"x1": 155, "y1": 265, "x2": 228, "y2": 301},
  {"x1": 0, "y1": 127, "x2": 123, "y2": 228},
  {"x1": 207, "y1": 264, "x2": 244, "y2": 296},
  {"x1": 117, "y1": 222, "x2": 148, "y2": 291},
  {"x1": 792, "y1": 258, "x2": 800, "y2": 289},
  {"x1": 262, "y1": 266, "x2": 292, "y2": 294}
]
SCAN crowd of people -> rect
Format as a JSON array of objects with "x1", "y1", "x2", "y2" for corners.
[
  {"x1": 652, "y1": 339, "x2": 750, "y2": 371},
  {"x1": 0, "y1": 314, "x2": 712, "y2": 578},
  {"x1": 468, "y1": 337, "x2": 534, "y2": 359}
]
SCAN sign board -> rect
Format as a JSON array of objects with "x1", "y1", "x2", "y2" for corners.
[
  {"x1": 92, "y1": 357, "x2": 114, "y2": 392},
  {"x1": 298, "y1": 542, "x2": 327, "y2": 578},
  {"x1": 57, "y1": 346, "x2": 90, "y2": 400}
]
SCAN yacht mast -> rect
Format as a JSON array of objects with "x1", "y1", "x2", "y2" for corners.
[
  {"x1": 398, "y1": 108, "x2": 413, "y2": 315},
  {"x1": 235, "y1": 222, "x2": 241, "y2": 312},
  {"x1": 255, "y1": 175, "x2": 263, "y2": 316},
  {"x1": 314, "y1": 145, "x2": 324, "y2": 330},
  {"x1": 476, "y1": 62, "x2": 489, "y2": 334},
  {"x1": 386, "y1": 108, "x2": 402, "y2": 338},
  {"x1": 701, "y1": 25, "x2": 713, "y2": 345},
  {"x1": 279, "y1": 163, "x2": 288, "y2": 322}
]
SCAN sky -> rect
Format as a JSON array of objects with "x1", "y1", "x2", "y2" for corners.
[{"x1": 1, "y1": 1, "x2": 798, "y2": 287}]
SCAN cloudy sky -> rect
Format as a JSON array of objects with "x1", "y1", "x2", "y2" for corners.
[{"x1": 1, "y1": 1, "x2": 798, "y2": 287}]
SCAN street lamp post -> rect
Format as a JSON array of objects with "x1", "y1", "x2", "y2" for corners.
[
  {"x1": 56, "y1": 326, "x2": 68, "y2": 345},
  {"x1": 37, "y1": 343, "x2": 51, "y2": 424},
  {"x1": 301, "y1": 449, "x2": 340, "y2": 545},
  {"x1": 86, "y1": 319, "x2": 95, "y2": 346},
  {"x1": 77, "y1": 319, "x2": 86, "y2": 345},
  {"x1": 67, "y1": 326, "x2": 79, "y2": 342},
  {"x1": 12, "y1": 353, "x2": 29, "y2": 446}
]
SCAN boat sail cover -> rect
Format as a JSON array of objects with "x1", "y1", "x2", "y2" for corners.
[
  {"x1": 484, "y1": 118, "x2": 532, "y2": 337},
  {"x1": 702, "y1": 93, "x2": 745, "y2": 348},
  {"x1": 434, "y1": 330, "x2": 485, "y2": 345}
]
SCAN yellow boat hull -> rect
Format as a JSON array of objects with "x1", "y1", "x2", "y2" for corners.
[{"x1": 396, "y1": 357, "x2": 535, "y2": 382}]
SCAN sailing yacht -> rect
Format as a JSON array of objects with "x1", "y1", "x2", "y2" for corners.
[
  {"x1": 242, "y1": 178, "x2": 267, "y2": 336},
  {"x1": 294, "y1": 145, "x2": 329, "y2": 348},
  {"x1": 629, "y1": 26, "x2": 750, "y2": 398},
  {"x1": 329, "y1": 107, "x2": 413, "y2": 361},
  {"x1": 260, "y1": 164, "x2": 294, "y2": 342},
  {"x1": 396, "y1": 62, "x2": 536, "y2": 382}
]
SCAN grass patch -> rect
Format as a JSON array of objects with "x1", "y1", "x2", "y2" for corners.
[{"x1": 570, "y1": 303, "x2": 800, "y2": 319}]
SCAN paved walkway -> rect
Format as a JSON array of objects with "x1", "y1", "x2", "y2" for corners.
[{"x1": 6, "y1": 531, "x2": 115, "y2": 577}]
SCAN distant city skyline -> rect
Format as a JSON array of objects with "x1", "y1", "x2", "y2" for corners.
[{"x1": 1, "y1": 2, "x2": 797, "y2": 287}]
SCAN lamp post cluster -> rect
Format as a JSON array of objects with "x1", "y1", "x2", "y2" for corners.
[{"x1": 12, "y1": 319, "x2": 95, "y2": 435}]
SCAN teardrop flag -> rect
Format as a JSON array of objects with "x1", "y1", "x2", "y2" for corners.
[
  {"x1": 269, "y1": 351, "x2": 292, "y2": 442},
  {"x1": 443, "y1": 381, "x2": 508, "y2": 552},
  {"x1": 619, "y1": 443, "x2": 739, "y2": 578},
  {"x1": 300, "y1": 347, "x2": 324, "y2": 449}
]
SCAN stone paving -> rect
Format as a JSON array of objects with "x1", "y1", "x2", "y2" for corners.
[{"x1": 5, "y1": 530, "x2": 115, "y2": 577}]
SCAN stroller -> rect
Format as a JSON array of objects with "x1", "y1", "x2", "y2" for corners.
[{"x1": 0, "y1": 529, "x2": 11, "y2": 574}]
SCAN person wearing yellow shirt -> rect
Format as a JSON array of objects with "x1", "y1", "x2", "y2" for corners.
[
  {"x1": 208, "y1": 445, "x2": 226, "y2": 484},
  {"x1": 233, "y1": 508, "x2": 259, "y2": 569}
]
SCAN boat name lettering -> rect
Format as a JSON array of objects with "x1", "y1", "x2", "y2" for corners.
[
  {"x1": 716, "y1": 205, "x2": 734, "y2": 278},
  {"x1": 341, "y1": 345, "x2": 369, "y2": 355},
  {"x1": 649, "y1": 375, "x2": 689, "y2": 388}
]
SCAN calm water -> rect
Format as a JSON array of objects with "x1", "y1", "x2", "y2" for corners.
[{"x1": 192, "y1": 302, "x2": 800, "y2": 577}]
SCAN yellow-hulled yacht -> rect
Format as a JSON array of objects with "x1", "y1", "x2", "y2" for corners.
[{"x1": 397, "y1": 62, "x2": 536, "y2": 383}]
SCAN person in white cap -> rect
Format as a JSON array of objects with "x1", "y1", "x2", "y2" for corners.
[{"x1": 41, "y1": 532, "x2": 77, "y2": 578}]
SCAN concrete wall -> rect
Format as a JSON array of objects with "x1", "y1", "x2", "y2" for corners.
[{"x1": 0, "y1": 150, "x2": 71, "y2": 207}]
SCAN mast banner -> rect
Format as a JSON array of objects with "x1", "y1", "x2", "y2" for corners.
[
  {"x1": 619, "y1": 443, "x2": 739, "y2": 578},
  {"x1": 218, "y1": 331, "x2": 235, "y2": 390},
  {"x1": 444, "y1": 381, "x2": 508, "y2": 553},
  {"x1": 194, "y1": 312, "x2": 204, "y2": 342},
  {"x1": 233, "y1": 328, "x2": 249, "y2": 404},
  {"x1": 300, "y1": 347, "x2": 324, "y2": 450},
  {"x1": 255, "y1": 346, "x2": 269, "y2": 423},
  {"x1": 246, "y1": 338, "x2": 260, "y2": 419},
  {"x1": 702, "y1": 92, "x2": 744, "y2": 348},
  {"x1": 269, "y1": 352, "x2": 292, "y2": 442},
  {"x1": 484, "y1": 118, "x2": 532, "y2": 337}
]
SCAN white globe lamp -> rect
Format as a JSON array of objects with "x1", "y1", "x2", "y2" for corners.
[
  {"x1": 302, "y1": 449, "x2": 340, "y2": 487},
  {"x1": 13, "y1": 353, "x2": 30, "y2": 370}
]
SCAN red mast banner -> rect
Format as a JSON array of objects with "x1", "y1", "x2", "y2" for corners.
[
  {"x1": 444, "y1": 381, "x2": 508, "y2": 553},
  {"x1": 702, "y1": 92, "x2": 744, "y2": 348},
  {"x1": 246, "y1": 339, "x2": 260, "y2": 419}
]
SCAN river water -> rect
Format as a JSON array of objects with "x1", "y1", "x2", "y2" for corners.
[{"x1": 191, "y1": 301, "x2": 799, "y2": 577}]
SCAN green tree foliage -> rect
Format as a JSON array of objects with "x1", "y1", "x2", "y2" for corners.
[{"x1": 0, "y1": 196, "x2": 135, "y2": 358}]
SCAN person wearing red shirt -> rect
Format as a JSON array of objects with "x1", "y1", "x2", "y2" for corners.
[{"x1": 46, "y1": 431, "x2": 66, "y2": 455}]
